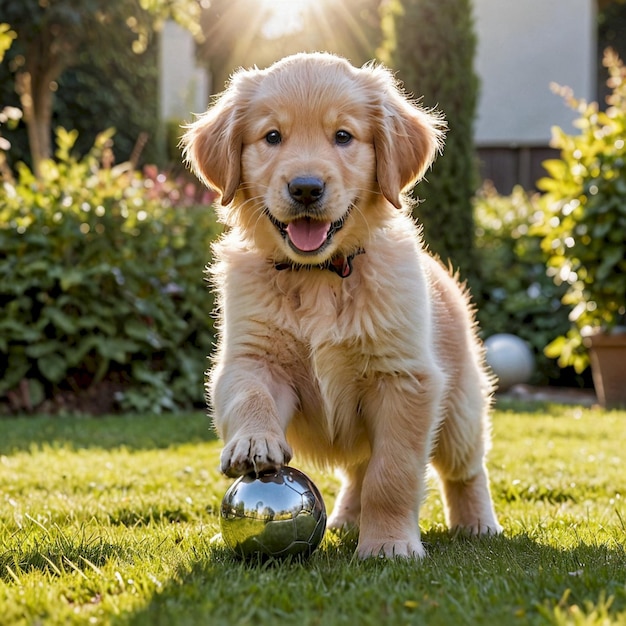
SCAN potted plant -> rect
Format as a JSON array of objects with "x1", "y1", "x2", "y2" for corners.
[{"x1": 536, "y1": 48, "x2": 626, "y2": 408}]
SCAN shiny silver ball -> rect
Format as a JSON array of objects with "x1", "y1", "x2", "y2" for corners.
[{"x1": 220, "y1": 466, "x2": 326, "y2": 559}]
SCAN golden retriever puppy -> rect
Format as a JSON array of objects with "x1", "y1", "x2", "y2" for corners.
[{"x1": 182, "y1": 52, "x2": 502, "y2": 558}]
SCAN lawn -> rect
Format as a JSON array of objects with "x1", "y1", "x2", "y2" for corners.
[{"x1": 1, "y1": 401, "x2": 625, "y2": 625}]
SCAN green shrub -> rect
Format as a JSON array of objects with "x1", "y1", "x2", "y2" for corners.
[
  {"x1": 0, "y1": 128, "x2": 219, "y2": 413},
  {"x1": 473, "y1": 185, "x2": 574, "y2": 384},
  {"x1": 535, "y1": 49, "x2": 626, "y2": 373},
  {"x1": 379, "y1": 0, "x2": 480, "y2": 282}
]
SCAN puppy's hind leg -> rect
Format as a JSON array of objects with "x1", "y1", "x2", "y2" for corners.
[
  {"x1": 438, "y1": 467, "x2": 501, "y2": 535},
  {"x1": 432, "y1": 393, "x2": 502, "y2": 535},
  {"x1": 327, "y1": 462, "x2": 368, "y2": 530}
]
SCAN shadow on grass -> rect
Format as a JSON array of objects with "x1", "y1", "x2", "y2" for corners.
[
  {"x1": 0, "y1": 412, "x2": 215, "y2": 454},
  {"x1": 113, "y1": 530, "x2": 626, "y2": 626}
]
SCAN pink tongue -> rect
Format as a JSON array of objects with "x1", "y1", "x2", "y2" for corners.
[{"x1": 285, "y1": 218, "x2": 331, "y2": 252}]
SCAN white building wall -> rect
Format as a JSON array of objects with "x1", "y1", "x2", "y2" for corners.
[
  {"x1": 159, "y1": 20, "x2": 209, "y2": 122},
  {"x1": 473, "y1": 0, "x2": 596, "y2": 146}
]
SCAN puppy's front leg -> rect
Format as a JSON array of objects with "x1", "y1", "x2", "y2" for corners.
[
  {"x1": 358, "y1": 369, "x2": 445, "y2": 558},
  {"x1": 211, "y1": 360, "x2": 295, "y2": 478}
]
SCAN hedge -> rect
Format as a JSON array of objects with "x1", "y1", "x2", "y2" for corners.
[{"x1": 0, "y1": 128, "x2": 219, "y2": 414}]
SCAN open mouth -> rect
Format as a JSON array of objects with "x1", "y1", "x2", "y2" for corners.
[{"x1": 266, "y1": 210, "x2": 350, "y2": 255}]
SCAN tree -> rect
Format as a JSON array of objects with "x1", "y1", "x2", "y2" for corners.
[
  {"x1": 1, "y1": 0, "x2": 201, "y2": 176},
  {"x1": 379, "y1": 0, "x2": 479, "y2": 281}
]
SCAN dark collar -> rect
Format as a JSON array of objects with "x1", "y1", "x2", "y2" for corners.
[{"x1": 274, "y1": 249, "x2": 365, "y2": 279}]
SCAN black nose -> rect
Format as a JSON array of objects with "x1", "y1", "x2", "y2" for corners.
[{"x1": 288, "y1": 176, "x2": 325, "y2": 205}]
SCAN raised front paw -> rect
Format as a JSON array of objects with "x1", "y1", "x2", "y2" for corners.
[{"x1": 220, "y1": 433, "x2": 292, "y2": 478}]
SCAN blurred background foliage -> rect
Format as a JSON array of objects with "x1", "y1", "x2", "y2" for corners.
[
  {"x1": 0, "y1": 30, "x2": 162, "y2": 169},
  {"x1": 0, "y1": 128, "x2": 219, "y2": 414},
  {"x1": 535, "y1": 50, "x2": 626, "y2": 373},
  {"x1": 0, "y1": 0, "x2": 193, "y2": 172},
  {"x1": 1, "y1": 0, "x2": 625, "y2": 413},
  {"x1": 379, "y1": 0, "x2": 480, "y2": 285},
  {"x1": 472, "y1": 185, "x2": 590, "y2": 387}
]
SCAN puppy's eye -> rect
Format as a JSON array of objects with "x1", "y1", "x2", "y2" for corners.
[
  {"x1": 335, "y1": 130, "x2": 352, "y2": 145},
  {"x1": 265, "y1": 130, "x2": 282, "y2": 145}
]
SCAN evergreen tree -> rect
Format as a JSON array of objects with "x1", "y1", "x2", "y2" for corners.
[{"x1": 380, "y1": 0, "x2": 479, "y2": 281}]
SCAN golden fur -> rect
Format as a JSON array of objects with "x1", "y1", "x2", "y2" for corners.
[{"x1": 182, "y1": 52, "x2": 501, "y2": 558}]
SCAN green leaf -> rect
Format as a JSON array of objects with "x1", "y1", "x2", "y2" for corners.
[
  {"x1": 124, "y1": 318, "x2": 163, "y2": 348},
  {"x1": 0, "y1": 359, "x2": 30, "y2": 394},
  {"x1": 45, "y1": 307, "x2": 80, "y2": 334},
  {"x1": 95, "y1": 337, "x2": 141, "y2": 362},
  {"x1": 60, "y1": 268, "x2": 86, "y2": 291},
  {"x1": 26, "y1": 378, "x2": 46, "y2": 407},
  {"x1": 592, "y1": 221, "x2": 612, "y2": 238},
  {"x1": 0, "y1": 23, "x2": 17, "y2": 62},
  {"x1": 38, "y1": 353, "x2": 68, "y2": 384},
  {"x1": 544, "y1": 336, "x2": 567, "y2": 360},
  {"x1": 596, "y1": 247, "x2": 623, "y2": 282},
  {"x1": 541, "y1": 159, "x2": 568, "y2": 180},
  {"x1": 0, "y1": 318, "x2": 44, "y2": 343},
  {"x1": 25, "y1": 341, "x2": 65, "y2": 359},
  {"x1": 54, "y1": 127, "x2": 80, "y2": 161}
]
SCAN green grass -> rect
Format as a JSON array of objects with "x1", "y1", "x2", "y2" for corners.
[{"x1": 1, "y1": 402, "x2": 626, "y2": 625}]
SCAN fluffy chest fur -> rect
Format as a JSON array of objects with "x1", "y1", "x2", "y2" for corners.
[
  {"x1": 209, "y1": 217, "x2": 438, "y2": 461},
  {"x1": 212, "y1": 217, "x2": 434, "y2": 365}
]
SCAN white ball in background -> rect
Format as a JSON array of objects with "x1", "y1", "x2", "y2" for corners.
[{"x1": 484, "y1": 333, "x2": 535, "y2": 392}]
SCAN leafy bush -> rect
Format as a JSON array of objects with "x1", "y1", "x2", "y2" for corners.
[
  {"x1": 473, "y1": 185, "x2": 576, "y2": 384},
  {"x1": 0, "y1": 128, "x2": 219, "y2": 413},
  {"x1": 534, "y1": 49, "x2": 626, "y2": 373}
]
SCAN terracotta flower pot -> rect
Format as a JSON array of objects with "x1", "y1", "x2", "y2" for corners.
[{"x1": 587, "y1": 332, "x2": 626, "y2": 409}]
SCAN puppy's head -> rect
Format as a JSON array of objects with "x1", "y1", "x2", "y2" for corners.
[{"x1": 182, "y1": 52, "x2": 445, "y2": 265}]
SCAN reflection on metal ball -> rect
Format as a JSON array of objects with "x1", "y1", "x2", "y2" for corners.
[{"x1": 220, "y1": 466, "x2": 326, "y2": 559}]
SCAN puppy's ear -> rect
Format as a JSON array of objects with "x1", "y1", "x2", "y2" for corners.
[
  {"x1": 181, "y1": 78, "x2": 248, "y2": 206},
  {"x1": 373, "y1": 72, "x2": 446, "y2": 209}
]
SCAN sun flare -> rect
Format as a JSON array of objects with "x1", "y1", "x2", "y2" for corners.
[{"x1": 258, "y1": 0, "x2": 318, "y2": 38}]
